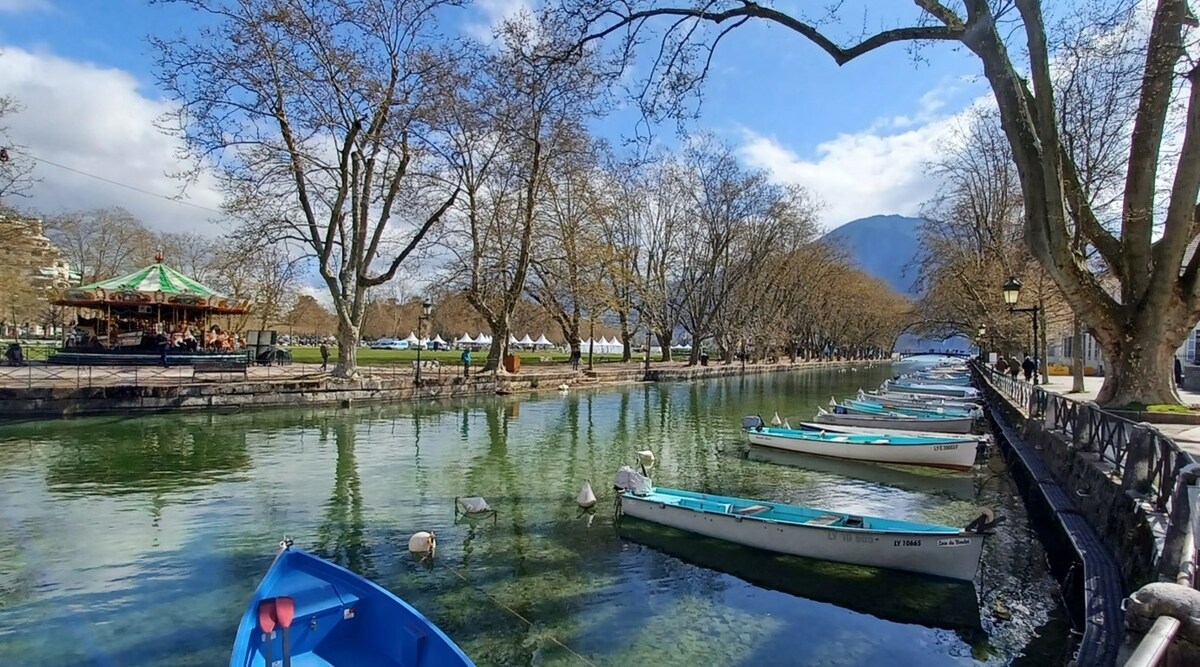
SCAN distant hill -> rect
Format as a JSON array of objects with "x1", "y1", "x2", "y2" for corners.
[
  {"x1": 823, "y1": 214, "x2": 972, "y2": 354},
  {"x1": 822, "y1": 214, "x2": 922, "y2": 295}
]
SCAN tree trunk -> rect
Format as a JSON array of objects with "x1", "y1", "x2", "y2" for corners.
[
  {"x1": 333, "y1": 319, "x2": 360, "y2": 378},
  {"x1": 1095, "y1": 333, "x2": 1182, "y2": 406},
  {"x1": 1071, "y1": 316, "x2": 1085, "y2": 393},
  {"x1": 619, "y1": 311, "x2": 632, "y2": 362},
  {"x1": 657, "y1": 328, "x2": 673, "y2": 362},
  {"x1": 485, "y1": 318, "x2": 510, "y2": 372},
  {"x1": 1039, "y1": 299, "x2": 1049, "y2": 384}
]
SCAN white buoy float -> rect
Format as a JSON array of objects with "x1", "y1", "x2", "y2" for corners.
[
  {"x1": 558, "y1": 383, "x2": 570, "y2": 391},
  {"x1": 635, "y1": 450, "x2": 656, "y2": 471},
  {"x1": 408, "y1": 531, "x2": 436, "y2": 554},
  {"x1": 576, "y1": 482, "x2": 597, "y2": 509}
]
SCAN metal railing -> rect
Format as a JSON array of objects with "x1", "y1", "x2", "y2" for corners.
[{"x1": 979, "y1": 365, "x2": 1189, "y2": 512}]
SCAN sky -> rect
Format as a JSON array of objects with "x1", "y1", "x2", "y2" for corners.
[{"x1": 0, "y1": 0, "x2": 991, "y2": 238}]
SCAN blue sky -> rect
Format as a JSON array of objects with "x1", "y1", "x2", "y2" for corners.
[{"x1": 0, "y1": 0, "x2": 990, "y2": 234}]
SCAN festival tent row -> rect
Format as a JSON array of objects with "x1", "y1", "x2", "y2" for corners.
[{"x1": 579, "y1": 337, "x2": 624, "y2": 354}]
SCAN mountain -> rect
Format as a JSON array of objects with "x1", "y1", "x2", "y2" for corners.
[
  {"x1": 823, "y1": 214, "x2": 971, "y2": 353},
  {"x1": 822, "y1": 214, "x2": 923, "y2": 295}
]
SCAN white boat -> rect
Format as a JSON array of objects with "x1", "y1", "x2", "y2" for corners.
[
  {"x1": 612, "y1": 468, "x2": 993, "y2": 581},
  {"x1": 859, "y1": 390, "x2": 980, "y2": 411},
  {"x1": 794, "y1": 421, "x2": 988, "y2": 445},
  {"x1": 743, "y1": 416, "x2": 978, "y2": 470},
  {"x1": 883, "y1": 380, "x2": 979, "y2": 399},
  {"x1": 814, "y1": 407, "x2": 977, "y2": 434}
]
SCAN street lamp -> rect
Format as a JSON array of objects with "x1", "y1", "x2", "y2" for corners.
[
  {"x1": 1002, "y1": 277, "x2": 1040, "y2": 385},
  {"x1": 977, "y1": 324, "x2": 987, "y2": 361},
  {"x1": 415, "y1": 297, "x2": 432, "y2": 386}
]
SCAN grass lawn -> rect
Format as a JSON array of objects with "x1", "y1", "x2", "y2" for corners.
[
  {"x1": 286, "y1": 346, "x2": 629, "y2": 367},
  {"x1": 1110, "y1": 402, "x2": 1200, "y2": 414}
]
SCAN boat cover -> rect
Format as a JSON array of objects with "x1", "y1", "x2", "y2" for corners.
[{"x1": 613, "y1": 466, "x2": 652, "y2": 495}]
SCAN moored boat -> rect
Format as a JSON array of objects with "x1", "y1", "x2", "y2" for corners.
[
  {"x1": 743, "y1": 415, "x2": 978, "y2": 470},
  {"x1": 883, "y1": 380, "x2": 980, "y2": 399},
  {"x1": 231, "y1": 541, "x2": 475, "y2": 667},
  {"x1": 613, "y1": 468, "x2": 994, "y2": 581},
  {"x1": 835, "y1": 397, "x2": 981, "y2": 419},
  {"x1": 858, "y1": 389, "x2": 981, "y2": 411},
  {"x1": 794, "y1": 420, "x2": 989, "y2": 445},
  {"x1": 814, "y1": 407, "x2": 977, "y2": 434}
]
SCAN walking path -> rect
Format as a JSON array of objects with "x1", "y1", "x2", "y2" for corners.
[{"x1": 1024, "y1": 374, "x2": 1200, "y2": 458}]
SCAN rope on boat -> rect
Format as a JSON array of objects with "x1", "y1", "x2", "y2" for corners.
[{"x1": 442, "y1": 564, "x2": 600, "y2": 667}]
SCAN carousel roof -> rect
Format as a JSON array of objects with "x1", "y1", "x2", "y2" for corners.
[
  {"x1": 55, "y1": 261, "x2": 249, "y2": 314},
  {"x1": 80, "y1": 262, "x2": 225, "y2": 297}
]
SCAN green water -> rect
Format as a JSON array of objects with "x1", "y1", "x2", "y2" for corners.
[{"x1": 0, "y1": 364, "x2": 1067, "y2": 666}]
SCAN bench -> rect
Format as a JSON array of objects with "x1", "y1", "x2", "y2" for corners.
[{"x1": 193, "y1": 360, "x2": 249, "y2": 379}]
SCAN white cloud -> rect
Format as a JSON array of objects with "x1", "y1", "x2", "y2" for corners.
[
  {"x1": 738, "y1": 83, "x2": 990, "y2": 230},
  {"x1": 0, "y1": 0, "x2": 52, "y2": 13},
  {"x1": 0, "y1": 45, "x2": 226, "y2": 234},
  {"x1": 464, "y1": 0, "x2": 531, "y2": 42}
]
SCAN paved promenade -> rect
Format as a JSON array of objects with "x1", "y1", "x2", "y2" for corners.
[{"x1": 1028, "y1": 374, "x2": 1200, "y2": 457}]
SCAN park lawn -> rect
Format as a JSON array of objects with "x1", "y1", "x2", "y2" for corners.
[{"x1": 286, "y1": 346, "x2": 627, "y2": 367}]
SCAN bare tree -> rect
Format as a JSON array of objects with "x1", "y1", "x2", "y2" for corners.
[
  {"x1": 567, "y1": 0, "x2": 1200, "y2": 405},
  {"x1": 438, "y1": 12, "x2": 606, "y2": 371},
  {"x1": 152, "y1": 0, "x2": 460, "y2": 378},
  {"x1": 0, "y1": 95, "x2": 38, "y2": 204},
  {"x1": 43, "y1": 208, "x2": 157, "y2": 284}
]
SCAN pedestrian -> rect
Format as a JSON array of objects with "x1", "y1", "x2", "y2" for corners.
[
  {"x1": 995, "y1": 356, "x2": 1008, "y2": 375},
  {"x1": 1008, "y1": 355, "x2": 1020, "y2": 380},
  {"x1": 461, "y1": 348, "x2": 471, "y2": 378},
  {"x1": 155, "y1": 330, "x2": 170, "y2": 368},
  {"x1": 320, "y1": 340, "x2": 330, "y2": 371},
  {"x1": 1175, "y1": 356, "x2": 1184, "y2": 387},
  {"x1": 571, "y1": 347, "x2": 581, "y2": 371},
  {"x1": 4, "y1": 342, "x2": 23, "y2": 366},
  {"x1": 1021, "y1": 354, "x2": 1036, "y2": 381}
]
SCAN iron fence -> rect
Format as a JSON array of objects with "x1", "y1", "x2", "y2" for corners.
[{"x1": 978, "y1": 364, "x2": 1190, "y2": 512}]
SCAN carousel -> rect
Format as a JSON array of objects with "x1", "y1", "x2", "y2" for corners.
[{"x1": 49, "y1": 255, "x2": 253, "y2": 366}]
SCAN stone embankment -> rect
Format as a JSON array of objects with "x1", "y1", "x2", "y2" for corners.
[{"x1": 0, "y1": 359, "x2": 878, "y2": 420}]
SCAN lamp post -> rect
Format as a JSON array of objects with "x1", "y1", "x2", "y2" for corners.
[
  {"x1": 977, "y1": 324, "x2": 987, "y2": 362},
  {"x1": 1002, "y1": 277, "x2": 1040, "y2": 385},
  {"x1": 415, "y1": 297, "x2": 432, "y2": 386}
]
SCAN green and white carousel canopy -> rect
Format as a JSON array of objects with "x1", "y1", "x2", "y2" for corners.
[{"x1": 55, "y1": 262, "x2": 249, "y2": 314}]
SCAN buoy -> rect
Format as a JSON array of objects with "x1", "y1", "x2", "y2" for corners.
[
  {"x1": 635, "y1": 450, "x2": 656, "y2": 469},
  {"x1": 408, "y1": 531, "x2": 436, "y2": 554},
  {"x1": 558, "y1": 383, "x2": 569, "y2": 391},
  {"x1": 576, "y1": 482, "x2": 597, "y2": 509},
  {"x1": 770, "y1": 412, "x2": 782, "y2": 426}
]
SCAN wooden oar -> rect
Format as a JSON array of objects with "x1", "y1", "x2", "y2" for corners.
[
  {"x1": 274, "y1": 596, "x2": 295, "y2": 667},
  {"x1": 257, "y1": 599, "x2": 276, "y2": 667}
]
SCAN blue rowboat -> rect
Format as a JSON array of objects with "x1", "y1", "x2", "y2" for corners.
[
  {"x1": 231, "y1": 542, "x2": 475, "y2": 667},
  {"x1": 744, "y1": 415, "x2": 978, "y2": 470},
  {"x1": 613, "y1": 470, "x2": 998, "y2": 581},
  {"x1": 884, "y1": 380, "x2": 980, "y2": 399}
]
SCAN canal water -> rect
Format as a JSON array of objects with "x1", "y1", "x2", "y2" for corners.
[{"x1": 0, "y1": 363, "x2": 1070, "y2": 666}]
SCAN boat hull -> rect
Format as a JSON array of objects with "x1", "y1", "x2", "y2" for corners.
[
  {"x1": 795, "y1": 421, "x2": 988, "y2": 444},
  {"x1": 619, "y1": 492, "x2": 984, "y2": 581},
  {"x1": 815, "y1": 410, "x2": 976, "y2": 434},
  {"x1": 746, "y1": 428, "x2": 977, "y2": 470},
  {"x1": 885, "y1": 382, "x2": 978, "y2": 398},
  {"x1": 231, "y1": 547, "x2": 474, "y2": 667}
]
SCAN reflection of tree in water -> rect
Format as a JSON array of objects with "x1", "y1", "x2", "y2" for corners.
[
  {"x1": 314, "y1": 421, "x2": 374, "y2": 578},
  {"x1": 43, "y1": 414, "x2": 250, "y2": 495}
]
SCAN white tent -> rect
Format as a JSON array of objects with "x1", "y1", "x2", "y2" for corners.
[
  {"x1": 518, "y1": 334, "x2": 535, "y2": 346},
  {"x1": 457, "y1": 332, "x2": 474, "y2": 345},
  {"x1": 508, "y1": 334, "x2": 519, "y2": 345},
  {"x1": 597, "y1": 336, "x2": 610, "y2": 346},
  {"x1": 534, "y1": 334, "x2": 553, "y2": 348},
  {"x1": 431, "y1": 335, "x2": 447, "y2": 346},
  {"x1": 473, "y1": 333, "x2": 489, "y2": 345},
  {"x1": 403, "y1": 332, "x2": 419, "y2": 344}
]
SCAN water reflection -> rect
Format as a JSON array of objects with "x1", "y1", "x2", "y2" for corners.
[{"x1": 0, "y1": 365, "x2": 1068, "y2": 666}]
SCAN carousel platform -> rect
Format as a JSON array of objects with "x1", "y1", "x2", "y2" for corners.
[{"x1": 48, "y1": 349, "x2": 254, "y2": 366}]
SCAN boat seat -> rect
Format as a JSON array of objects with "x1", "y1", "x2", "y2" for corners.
[
  {"x1": 844, "y1": 516, "x2": 865, "y2": 528},
  {"x1": 733, "y1": 504, "x2": 770, "y2": 516},
  {"x1": 806, "y1": 515, "x2": 841, "y2": 526}
]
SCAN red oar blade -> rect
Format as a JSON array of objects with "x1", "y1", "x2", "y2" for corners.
[
  {"x1": 274, "y1": 597, "x2": 295, "y2": 628},
  {"x1": 257, "y1": 599, "x2": 277, "y2": 634}
]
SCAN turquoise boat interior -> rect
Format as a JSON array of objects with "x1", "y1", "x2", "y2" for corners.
[
  {"x1": 632, "y1": 487, "x2": 964, "y2": 535},
  {"x1": 749, "y1": 425, "x2": 965, "y2": 446},
  {"x1": 843, "y1": 399, "x2": 976, "y2": 418}
]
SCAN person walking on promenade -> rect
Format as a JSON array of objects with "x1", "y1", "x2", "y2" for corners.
[
  {"x1": 995, "y1": 356, "x2": 1008, "y2": 375},
  {"x1": 320, "y1": 340, "x2": 330, "y2": 371},
  {"x1": 1008, "y1": 355, "x2": 1020, "y2": 380},
  {"x1": 1021, "y1": 355, "x2": 1036, "y2": 382},
  {"x1": 571, "y1": 347, "x2": 581, "y2": 371},
  {"x1": 461, "y1": 348, "x2": 471, "y2": 378},
  {"x1": 155, "y1": 330, "x2": 170, "y2": 368},
  {"x1": 1175, "y1": 356, "x2": 1184, "y2": 387}
]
